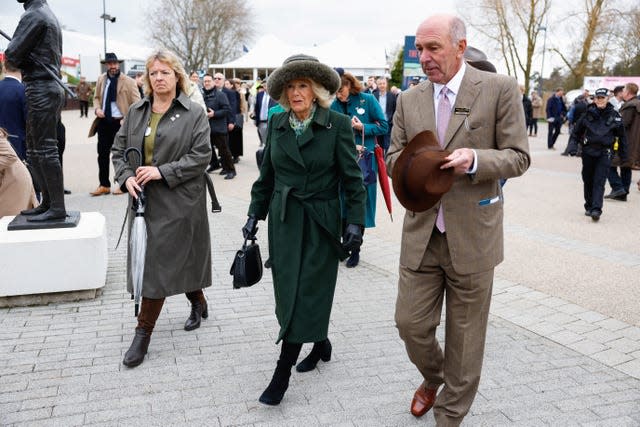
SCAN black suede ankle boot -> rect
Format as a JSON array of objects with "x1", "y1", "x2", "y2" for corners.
[
  {"x1": 122, "y1": 327, "x2": 151, "y2": 368},
  {"x1": 296, "y1": 339, "x2": 332, "y2": 372},
  {"x1": 259, "y1": 341, "x2": 302, "y2": 405},
  {"x1": 259, "y1": 360, "x2": 292, "y2": 405}
]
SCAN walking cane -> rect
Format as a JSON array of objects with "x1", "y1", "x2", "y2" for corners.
[{"x1": 0, "y1": 28, "x2": 77, "y2": 99}]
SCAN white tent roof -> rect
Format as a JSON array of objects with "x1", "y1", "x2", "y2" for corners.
[
  {"x1": 0, "y1": 15, "x2": 152, "y2": 61},
  {"x1": 211, "y1": 34, "x2": 387, "y2": 71}
]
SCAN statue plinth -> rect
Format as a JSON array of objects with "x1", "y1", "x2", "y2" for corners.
[{"x1": 7, "y1": 211, "x2": 81, "y2": 231}]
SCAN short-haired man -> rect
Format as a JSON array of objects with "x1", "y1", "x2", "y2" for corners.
[
  {"x1": 76, "y1": 76, "x2": 91, "y2": 118},
  {"x1": 546, "y1": 87, "x2": 566, "y2": 149},
  {"x1": 91, "y1": 52, "x2": 140, "y2": 196},
  {"x1": 606, "y1": 82, "x2": 640, "y2": 200},
  {"x1": 253, "y1": 80, "x2": 276, "y2": 146},
  {"x1": 373, "y1": 76, "x2": 396, "y2": 153},
  {"x1": 202, "y1": 73, "x2": 235, "y2": 179},
  {"x1": 387, "y1": 14, "x2": 530, "y2": 425},
  {"x1": 609, "y1": 85, "x2": 625, "y2": 111}
]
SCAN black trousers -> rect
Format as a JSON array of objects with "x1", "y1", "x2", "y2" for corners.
[
  {"x1": 229, "y1": 126, "x2": 244, "y2": 158},
  {"x1": 547, "y1": 120, "x2": 562, "y2": 148},
  {"x1": 607, "y1": 166, "x2": 632, "y2": 194},
  {"x1": 210, "y1": 132, "x2": 235, "y2": 172},
  {"x1": 96, "y1": 118, "x2": 121, "y2": 187},
  {"x1": 581, "y1": 150, "x2": 610, "y2": 214},
  {"x1": 79, "y1": 100, "x2": 89, "y2": 117}
]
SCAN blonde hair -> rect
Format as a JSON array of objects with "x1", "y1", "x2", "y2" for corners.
[
  {"x1": 142, "y1": 49, "x2": 189, "y2": 97},
  {"x1": 278, "y1": 78, "x2": 334, "y2": 110}
]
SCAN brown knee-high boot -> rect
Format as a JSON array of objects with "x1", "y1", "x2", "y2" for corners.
[
  {"x1": 123, "y1": 297, "x2": 164, "y2": 368},
  {"x1": 184, "y1": 290, "x2": 208, "y2": 331}
]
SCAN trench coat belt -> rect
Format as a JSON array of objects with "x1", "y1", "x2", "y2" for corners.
[{"x1": 274, "y1": 181, "x2": 348, "y2": 260}]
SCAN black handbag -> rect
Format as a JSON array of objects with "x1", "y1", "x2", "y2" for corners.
[{"x1": 230, "y1": 236, "x2": 263, "y2": 288}]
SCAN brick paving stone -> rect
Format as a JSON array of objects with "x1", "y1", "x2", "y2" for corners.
[
  {"x1": 591, "y1": 348, "x2": 634, "y2": 367},
  {"x1": 566, "y1": 339, "x2": 609, "y2": 355}
]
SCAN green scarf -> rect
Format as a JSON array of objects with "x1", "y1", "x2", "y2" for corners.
[{"x1": 289, "y1": 103, "x2": 317, "y2": 137}]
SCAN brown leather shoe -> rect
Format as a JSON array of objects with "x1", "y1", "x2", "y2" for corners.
[
  {"x1": 90, "y1": 186, "x2": 111, "y2": 196},
  {"x1": 410, "y1": 384, "x2": 438, "y2": 417},
  {"x1": 112, "y1": 187, "x2": 124, "y2": 195}
]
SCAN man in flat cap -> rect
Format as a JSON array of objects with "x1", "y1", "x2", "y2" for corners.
[{"x1": 386, "y1": 14, "x2": 530, "y2": 426}]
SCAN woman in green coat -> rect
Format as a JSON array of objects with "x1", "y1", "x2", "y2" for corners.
[{"x1": 244, "y1": 55, "x2": 366, "y2": 406}]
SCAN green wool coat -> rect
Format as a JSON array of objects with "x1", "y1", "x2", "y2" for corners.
[
  {"x1": 112, "y1": 91, "x2": 213, "y2": 299},
  {"x1": 248, "y1": 106, "x2": 366, "y2": 343}
]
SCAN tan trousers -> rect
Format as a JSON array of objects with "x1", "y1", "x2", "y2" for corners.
[{"x1": 395, "y1": 230, "x2": 494, "y2": 426}]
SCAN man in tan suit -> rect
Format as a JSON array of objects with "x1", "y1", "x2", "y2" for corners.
[
  {"x1": 386, "y1": 15, "x2": 530, "y2": 426},
  {"x1": 90, "y1": 52, "x2": 140, "y2": 196}
]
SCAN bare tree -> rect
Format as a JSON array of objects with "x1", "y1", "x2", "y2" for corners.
[
  {"x1": 550, "y1": 0, "x2": 621, "y2": 88},
  {"x1": 460, "y1": 0, "x2": 551, "y2": 94},
  {"x1": 147, "y1": 0, "x2": 254, "y2": 72},
  {"x1": 607, "y1": 5, "x2": 640, "y2": 74}
]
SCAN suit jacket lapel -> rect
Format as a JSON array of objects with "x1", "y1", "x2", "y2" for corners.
[{"x1": 445, "y1": 67, "x2": 481, "y2": 148}]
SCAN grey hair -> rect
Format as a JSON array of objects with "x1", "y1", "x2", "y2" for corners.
[
  {"x1": 449, "y1": 16, "x2": 466, "y2": 45},
  {"x1": 278, "y1": 78, "x2": 334, "y2": 110}
]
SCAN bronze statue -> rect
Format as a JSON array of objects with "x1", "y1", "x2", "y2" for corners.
[{"x1": 5, "y1": 0, "x2": 67, "y2": 222}]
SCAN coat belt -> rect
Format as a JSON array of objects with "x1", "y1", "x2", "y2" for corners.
[{"x1": 274, "y1": 181, "x2": 348, "y2": 260}]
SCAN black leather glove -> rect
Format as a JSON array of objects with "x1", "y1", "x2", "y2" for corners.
[
  {"x1": 242, "y1": 215, "x2": 258, "y2": 239},
  {"x1": 342, "y1": 224, "x2": 363, "y2": 252}
]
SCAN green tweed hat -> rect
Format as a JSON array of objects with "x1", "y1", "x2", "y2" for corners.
[{"x1": 267, "y1": 54, "x2": 341, "y2": 100}]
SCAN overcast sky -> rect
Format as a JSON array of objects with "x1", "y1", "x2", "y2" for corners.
[
  {"x1": 2, "y1": 0, "x2": 569, "y2": 78},
  {"x1": 3, "y1": 0, "x2": 458, "y2": 51}
]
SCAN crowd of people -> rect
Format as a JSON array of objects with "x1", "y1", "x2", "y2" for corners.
[
  {"x1": 519, "y1": 83, "x2": 640, "y2": 220},
  {"x1": 2, "y1": 2, "x2": 640, "y2": 425}
]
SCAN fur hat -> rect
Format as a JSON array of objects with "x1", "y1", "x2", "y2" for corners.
[{"x1": 267, "y1": 54, "x2": 341, "y2": 100}]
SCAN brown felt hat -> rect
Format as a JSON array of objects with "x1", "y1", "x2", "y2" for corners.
[{"x1": 392, "y1": 131, "x2": 455, "y2": 212}]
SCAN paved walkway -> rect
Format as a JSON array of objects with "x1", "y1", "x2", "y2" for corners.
[{"x1": 1, "y1": 112, "x2": 639, "y2": 426}]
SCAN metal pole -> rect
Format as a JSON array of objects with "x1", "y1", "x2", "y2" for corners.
[
  {"x1": 539, "y1": 21, "x2": 548, "y2": 95},
  {"x1": 102, "y1": 0, "x2": 107, "y2": 55}
]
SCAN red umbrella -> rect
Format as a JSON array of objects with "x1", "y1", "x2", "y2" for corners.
[{"x1": 374, "y1": 143, "x2": 393, "y2": 221}]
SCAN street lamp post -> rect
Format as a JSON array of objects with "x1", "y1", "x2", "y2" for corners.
[
  {"x1": 100, "y1": 0, "x2": 116, "y2": 56},
  {"x1": 539, "y1": 23, "x2": 548, "y2": 95}
]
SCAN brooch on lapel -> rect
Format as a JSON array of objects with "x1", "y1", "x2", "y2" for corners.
[{"x1": 356, "y1": 107, "x2": 365, "y2": 115}]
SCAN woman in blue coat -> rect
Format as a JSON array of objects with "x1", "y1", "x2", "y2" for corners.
[{"x1": 331, "y1": 72, "x2": 388, "y2": 267}]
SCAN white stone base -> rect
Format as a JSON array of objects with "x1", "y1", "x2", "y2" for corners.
[{"x1": 0, "y1": 212, "x2": 108, "y2": 297}]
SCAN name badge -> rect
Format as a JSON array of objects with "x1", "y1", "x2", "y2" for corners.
[{"x1": 454, "y1": 107, "x2": 470, "y2": 115}]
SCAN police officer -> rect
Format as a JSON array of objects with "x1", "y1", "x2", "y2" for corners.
[{"x1": 571, "y1": 88, "x2": 627, "y2": 221}]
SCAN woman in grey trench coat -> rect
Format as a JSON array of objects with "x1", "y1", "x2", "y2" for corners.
[
  {"x1": 111, "y1": 49, "x2": 212, "y2": 368},
  {"x1": 243, "y1": 54, "x2": 366, "y2": 406}
]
